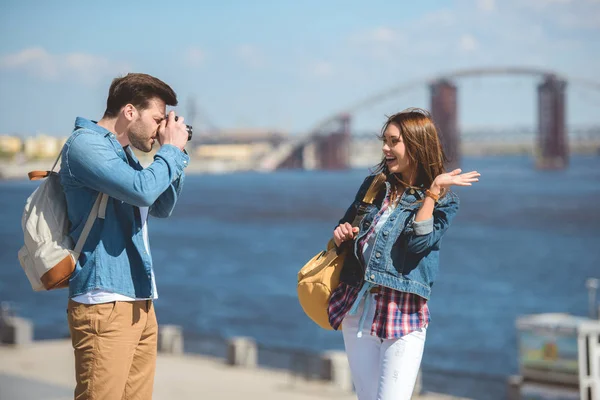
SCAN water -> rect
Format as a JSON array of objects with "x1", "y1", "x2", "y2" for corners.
[{"x1": 1, "y1": 155, "x2": 599, "y2": 399}]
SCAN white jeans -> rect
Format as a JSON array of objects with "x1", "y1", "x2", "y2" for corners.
[{"x1": 342, "y1": 293, "x2": 427, "y2": 400}]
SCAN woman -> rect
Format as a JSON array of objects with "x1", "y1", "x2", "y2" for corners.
[{"x1": 328, "y1": 108, "x2": 480, "y2": 400}]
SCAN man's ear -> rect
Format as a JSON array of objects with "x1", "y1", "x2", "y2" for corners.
[{"x1": 122, "y1": 104, "x2": 137, "y2": 122}]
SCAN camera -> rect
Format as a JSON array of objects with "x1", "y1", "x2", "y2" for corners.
[{"x1": 166, "y1": 115, "x2": 193, "y2": 141}]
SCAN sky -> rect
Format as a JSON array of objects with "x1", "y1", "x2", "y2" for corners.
[{"x1": 0, "y1": 0, "x2": 599, "y2": 137}]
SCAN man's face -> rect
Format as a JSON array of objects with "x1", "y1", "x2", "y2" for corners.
[{"x1": 127, "y1": 98, "x2": 166, "y2": 153}]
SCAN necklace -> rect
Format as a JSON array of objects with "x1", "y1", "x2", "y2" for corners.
[
  {"x1": 391, "y1": 174, "x2": 420, "y2": 190},
  {"x1": 389, "y1": 174, "x2": 421, "y2": 203}
]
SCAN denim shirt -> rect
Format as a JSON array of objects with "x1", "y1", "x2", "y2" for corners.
[
  {"x1": 338, "y1": 174, "x2": 459, "y2": 300},
  {"x1": 59, "y1": 117, "x2": 189, "y2": 299}
]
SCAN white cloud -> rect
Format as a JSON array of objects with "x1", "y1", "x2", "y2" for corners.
[
  {"x1": 350, "y1": 27, "x2": 405, "y2": 47},
  {"x1": 361, "y1": 27, "x2": 398, "y2": 44},
  {"x1": 555, "y1": 10, "x2": 600, "y2": 29},
  {"x1": 343, "y1": 0, "x2": 599, "y2": 74},
  {"x1": 516, "y1": 0, "x2": 600, "y2": 28},
  {"x1": 527, "y1": 0, "x2": 574, "y2": 7},
  {"x1": 0, "y1": 47, "x2": 130, "y2": 84},
  {"x1": 420, "y1": 9, "x2": 457, "y2": 27},
  {"x1": 236, "y1": 45, "x2": 265, "y2": 68},
  {"x1": 349, "y1": 27, "x2": 407, "y2": 60},
  {"x1": 0, "y1": 47, "x2": 59, "y2": 79},
  {"x1": 477, "y1": 0, "x2": 496, "y2": 13},
  {"x1": 0, "y1": 47, "x2": 45, "y2": 68},
  {"x1": 459, "y1": 34, "x2": 479, "y2": 52},
  {"x1": 185, "y1": 47, "x2": 205, "y2": 67},
  {"x1": 372, "y1": 27, "x2": 395, "y2": 42},
  {"x1": 310, "y1": 61, "x2": 334, "y2": 77}
]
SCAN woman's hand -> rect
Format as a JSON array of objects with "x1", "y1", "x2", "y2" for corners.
[
  {"x1": 333, "y1": 223, "x2": 359, "y2": 248},
  {"x1": 431, "y1": 169, "x2": 480, "y2": 193}
]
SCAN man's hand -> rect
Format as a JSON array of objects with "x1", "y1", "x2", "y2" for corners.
[{"x1": 158, "y1": 111, "x2": 188, "y2": 150}]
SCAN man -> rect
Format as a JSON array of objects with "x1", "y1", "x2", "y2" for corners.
[{"x1": 59, "y1": 73, "x2": 190, "y2": 399}]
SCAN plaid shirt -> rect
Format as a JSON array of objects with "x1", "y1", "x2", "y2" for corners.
[
  {"x1": 328, "y1": 188, "x2": 430, "y2": 339},
  {"x1": 328, "y1": 283, "x2": 430, "y2": 339}
]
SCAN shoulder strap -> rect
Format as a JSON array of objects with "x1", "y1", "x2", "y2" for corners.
[
  {"x1": 50, "y1": 151, "x2": 61, "y2": 172},
  {"x1": 45, "y1": 145, "x2": 109, "y2": 259},
  {"x1": 72, "y1": 193, "x2": 108, "y2": 259},
  {"x1": 27, "y1": 149, "x2": 63, "y2": 180},
  {"x1": 361, "y1": 174, "x2": 386, "y2": 204}
]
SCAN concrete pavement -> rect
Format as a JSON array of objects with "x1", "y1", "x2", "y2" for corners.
[{"x1": 0, "y1": 340, "x2": 470, "y2": 400}]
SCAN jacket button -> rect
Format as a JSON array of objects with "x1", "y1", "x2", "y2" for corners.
[
  {"x1": 375, "y1": 252, "x2": 381, "y2": 258},
  {"x1": 370, "y1": 274, "x2": 375, "y2": 280},
  {"x1": 410, "y1": 189, "x2": 415, "y2": 194},
  {"x1": 383, "y1": 231, "x2": 388, "y2": 236}
]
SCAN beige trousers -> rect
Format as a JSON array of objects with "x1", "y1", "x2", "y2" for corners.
[{"x1": 67, "y1": 299, "x2": 158, "y2": 400}]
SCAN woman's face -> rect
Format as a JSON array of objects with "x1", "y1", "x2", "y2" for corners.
[{"x1": 382, "y1": 122, "x2": 411, "y2": 175}]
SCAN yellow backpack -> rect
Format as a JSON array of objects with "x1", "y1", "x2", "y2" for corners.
[{"x1": 296, "y1": 174, "x2": 385, "y2": 330}]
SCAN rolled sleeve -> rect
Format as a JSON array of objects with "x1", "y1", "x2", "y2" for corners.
[
  {"x1": 404, "y1": 193, "x2": 460, "y2": 254},
  {"x1": 412, "y1": 216, "x2": 434, "y2": 236}
]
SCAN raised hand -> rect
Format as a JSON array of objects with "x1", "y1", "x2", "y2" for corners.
[
  {"x1": 432, "y1": 169, "x2": 480, "y2": 190},
  {"x1": 158, "y1": 111, "x2": 188, "y2": 150}
]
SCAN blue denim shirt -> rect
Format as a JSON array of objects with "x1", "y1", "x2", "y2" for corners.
[
  {"x1": 338, "y1": 175, "x2": 459, "y2": 300},
  {"x1": 59, "y1": 117, "x2": 189, "y2": 298}
]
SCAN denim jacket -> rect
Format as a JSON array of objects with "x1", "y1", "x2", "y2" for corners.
[
  {"x1": 59, "y1": 117, "x2": 189, "y2": 298},
  {"x1": 338, "y1": 174, "x2": 459, "y2": 300}
]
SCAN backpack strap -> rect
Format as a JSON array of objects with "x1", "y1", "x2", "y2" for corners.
[
  {"x1": 50, "y1": 151, "x2": 61, "y2": 172},
  {"x1": 28, "y1": 171, "x2": 53, "y2": 180},
  {"x1": 361, "y1": 173, "x2": 386, "y2": 204},
  {"x1": 50, "y1": 149, "x2": 109, "y2": 218},
  {"x1": 72, "y1": 192, "x2": 108, "y2": 259},
  {"x1": 26, "y1": 147, "x2": 110, "y2": 261},
  {"x1": 28, "y1": 151, "x2": 63, "y2": 180},
  {"x1": 98, "y1": 193, "x2": 109, "y2": 219}
]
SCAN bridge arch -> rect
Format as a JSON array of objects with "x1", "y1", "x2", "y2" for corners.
[{"x1": 266, "y1": 67, "x2": 600, "y2": 171}]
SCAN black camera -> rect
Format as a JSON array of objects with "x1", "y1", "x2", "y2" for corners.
[{"x1": 166, "y1": 115, "x2": 193, "y2": 141}]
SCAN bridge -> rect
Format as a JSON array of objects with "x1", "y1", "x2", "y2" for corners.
[{"x1": 258, "y1": 67, "x2": 600, "y2": 171}]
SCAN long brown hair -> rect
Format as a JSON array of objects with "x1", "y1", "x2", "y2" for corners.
[{"x1": 373, "y1": 108, "x2": 448, "y2": 196}]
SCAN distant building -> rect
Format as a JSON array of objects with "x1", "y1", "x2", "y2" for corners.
[
  {"x1": 190, "y1": 129, "x2": 287, "y2": 170},
  {"x1": 23, "y1": 135, "x2": 68, "y2": 159},
  {"x1": 132, "y1": 128, "x2": 289, "y2": 172},
  {"x1": 0, "y1": 136, "x2": 23, "y2": 156},
  {"x1": 195, "y1": 128, "x2": 288, "y2": 146},
  {"x1": 195, "y1": 143, "x2": 272, "y2": 160}
]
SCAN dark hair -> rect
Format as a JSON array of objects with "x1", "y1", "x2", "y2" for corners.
[
  {"x1": 103, "y1": 73, "x2": 178, "y2": 118},
  {"x1": 374, "y1": 107, "x2": 448, "y2": 193}
]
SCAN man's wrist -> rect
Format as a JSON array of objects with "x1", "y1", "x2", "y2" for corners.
[{"x1": 162, "y1": 142, "x2": 185, "y2": 152}]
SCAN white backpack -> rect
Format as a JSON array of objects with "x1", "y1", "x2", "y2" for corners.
[{"x1": 18, "y1": 153, "x2": 108, "y2": 291}]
